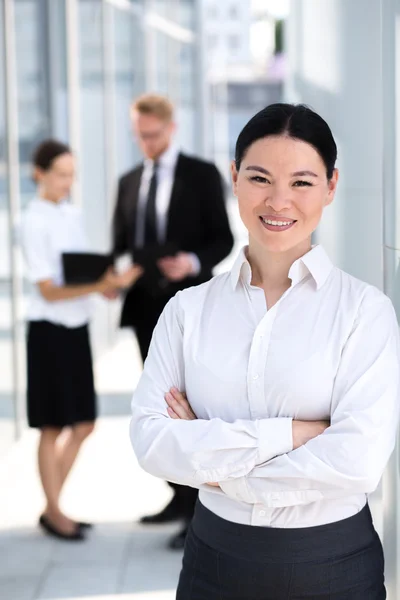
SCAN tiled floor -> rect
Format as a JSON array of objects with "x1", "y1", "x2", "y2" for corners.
[{"x1": 0, "y1": 414, "x2": 184, "y2": 600}]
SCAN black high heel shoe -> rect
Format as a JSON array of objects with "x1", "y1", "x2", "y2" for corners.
[
  {"x1": 78, "y1": 521, "x2": 93, "y2": 530},
  {"x1": 39, "y1": 515, "x2": 85, "y2": 541}
]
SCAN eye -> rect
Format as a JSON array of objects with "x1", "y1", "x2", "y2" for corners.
[
  {"x1": 293, "y1": 180, "x2": 312, "y2": 187},
  {"x1": 249, "y1": 175, "x2": 270, "y2": 184}
]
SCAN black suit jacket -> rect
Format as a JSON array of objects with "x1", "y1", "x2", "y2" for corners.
[{"x1": 112, "y1": 152, "x2": 234, "y2": 327}]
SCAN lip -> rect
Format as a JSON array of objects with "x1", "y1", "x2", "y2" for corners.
[{"x1": 259, "y1": 215, "x2": 297, "y2": 232}]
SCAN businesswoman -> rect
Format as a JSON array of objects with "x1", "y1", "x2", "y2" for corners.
[
  {"x1": 130, "y1": 104, "x2": 400, "y2": 598},
  {"x1": 21, "y1": 139, "x2": 142, "y2": 541}
]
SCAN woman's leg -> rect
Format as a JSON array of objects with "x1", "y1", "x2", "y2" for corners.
[
  {"x1": 38, "y1": 427, "x2": 76, "y2": 533},
  {"x1": 57, "y1": 421, "x2": 95, "y2": 489}
]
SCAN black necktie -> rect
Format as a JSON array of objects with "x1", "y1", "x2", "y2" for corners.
[{"x1": 143, "y1": 161, "x2": 159, "y2": 245}]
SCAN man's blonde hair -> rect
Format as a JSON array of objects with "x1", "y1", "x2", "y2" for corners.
[{"x1": 131, "y1": 94, "x2": 174, "y2": 122}]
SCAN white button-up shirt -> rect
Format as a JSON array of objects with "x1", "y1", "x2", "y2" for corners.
[
  {"x1": 20, "y1": 197, "x2": 93, "y2": 328},
  {"x1": 130, "y1": 245, "x2": 400, "y2": 528}
]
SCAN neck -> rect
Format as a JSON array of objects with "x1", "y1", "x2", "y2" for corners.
[
  {"x1": 38, "y1": 189, "x2": 61, "y2": 204},
  {"x1": 247, "y1": 237, "x2": 312, "y2": 289},
  {"x1": 151, "y1": 142, "x2": 171, "y2": 162}
]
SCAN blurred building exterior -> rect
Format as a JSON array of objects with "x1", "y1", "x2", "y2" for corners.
[
  {"x1": 203, "y1": 0, "x2": 284, "y2": 179},
  {"x1": 5, "y1": 2, "x2": 400, "y2": 596},
  {"x1": 286, "y1": 1, "x2": 400, "y2": 597},
  {"x1": 0, "y1": 0, "x2": 204, "y2": 459}
]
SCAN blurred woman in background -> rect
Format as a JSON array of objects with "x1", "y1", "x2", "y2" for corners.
[{"x1": 21, "y1": 140, "x2": 142, "y2": 541}]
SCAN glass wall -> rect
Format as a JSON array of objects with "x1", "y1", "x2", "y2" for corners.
[
  {"x1": 14, "y1": 0, "x2": 52, "y2": 210},
  {"x1": 78, "y1": 0, "x2": 107, "y2": 252},
  {"x1": 0, "y1": 0, "x2": 15, "y2": 456},
  {"x1": 176, "y1": 40, "x2": 196, "y2": 151},
  {"x1": 152, "y1": 0, "x2": 195, "y2": 28},
  {"x1": 112, "y1": 5, "x2": 145, "y2": 177},
  {"x1": 48, "y1": 0, "x2": 69, "y2": 142},
  {"x1": 0, "y1": 0, "x2": 201, "y2": 456},
  {"x1": 153, "y1": 31, "x2": 197, "y2": 152}
]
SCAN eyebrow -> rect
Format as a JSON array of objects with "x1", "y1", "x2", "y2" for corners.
[{"x1": 245, "y1": 166, "x2": 319, "y2": 178}]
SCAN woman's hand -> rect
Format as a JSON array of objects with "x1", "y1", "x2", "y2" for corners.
[
  {"x1": 165, "y1": 388, "x2": 197, "y2": 420},
  {"x1": 96, "y1": 265, "x2": 144, "y2": 297},
  {"x1": 292, "y1": 420, "x2": 330, "y2": 449},
  {"x1": 96, "y1": 268, "x2": 120, "y2": 295},
  {"x1": 165, "y1": 388, "x2": 219, "y2": 488},
  {"x1": 113, "y1": 264, "x2": 144, "y2": 289}
]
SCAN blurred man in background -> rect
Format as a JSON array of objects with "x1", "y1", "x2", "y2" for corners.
[{"x1": 112, "y1": 94, "x2": 234, "y2": 549}]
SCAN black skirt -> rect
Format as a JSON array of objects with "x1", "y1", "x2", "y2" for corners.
[
  {"x1": 177, "y1": 500, "x2": 386, "y2": 599},
  {"x1": 27, "y1": 320, "x2": 97, "y2": 428}
]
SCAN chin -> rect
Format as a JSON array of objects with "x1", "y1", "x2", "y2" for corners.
[
  {"x1": 263, "y1": 241, "x2": 294, "y2": 253},
  {"x1": 254, "y1": 223, "x2": 313, "y2": 254},
  {"x1": 254, "y1": 231, "x2": 293, "y2": 253},
  {"x1": 146, "y1": 149, "x2": 159, "y2": 160}
]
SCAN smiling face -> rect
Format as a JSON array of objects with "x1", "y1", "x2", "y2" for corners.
[{"x1": 231, "y1": 135, "x2": 338, "y2": 255}]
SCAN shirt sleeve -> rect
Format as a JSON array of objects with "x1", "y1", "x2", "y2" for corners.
[
  {"x1": 20, "y1": 218, "x2": 54, "y2": 283},
  {"x1": 220, "y1": 291, "x2": 400, "y2": 507},
  {"x1": 187, "y1": 253, "x2": 201, "y2": 276},
  {"x1": 130, "y1": 293, "x2": 293, "y2": 488}
]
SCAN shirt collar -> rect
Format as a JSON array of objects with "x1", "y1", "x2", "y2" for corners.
[
  {"x1": 230, "y1": 245, "x2": 333, "y2": 291},
  {"x1": 31, "y1": 196, "x2": 66, "y2": 212},
  {"x1": 144, "y1": 143, "x2": 180, "y2": 171}
]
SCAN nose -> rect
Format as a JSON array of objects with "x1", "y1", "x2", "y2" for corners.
[{"x1": 265, "y1": 187, "x2": 292, "y2": 212}]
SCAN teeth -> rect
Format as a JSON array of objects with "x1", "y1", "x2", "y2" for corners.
[{"x1": 262, "y1": 218, "x2": 293, "y2": 226}]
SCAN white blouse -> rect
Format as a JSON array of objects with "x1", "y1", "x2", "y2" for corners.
[
  {"x1": 20, "y1": 198, "x2": 93, "y2": 328},
  {"x1": 130, "y1": 246, "x2": 400, "y2": 528}
]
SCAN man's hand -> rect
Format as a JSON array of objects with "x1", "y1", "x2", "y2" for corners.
[
  {"x1": 292, "y1": 420, "x2": 330, "y2": 450},
  {"x1": 102, "y1": 290, "x2": 119, "y2": 300},
  {"x1": 158, "y1": 253, "x2": 196, "y2": 282}
]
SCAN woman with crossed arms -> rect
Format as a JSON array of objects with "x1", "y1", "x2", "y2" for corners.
[{"x1": 130, "y1": 104, "x2": 399, "y2": 598}]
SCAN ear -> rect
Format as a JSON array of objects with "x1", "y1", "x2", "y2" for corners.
[
  {"x1": 325, "y1": 168, "x2": 339, "y2": 207},
  {"x1": 169, "y1": 121, "x2": 177, "y2": 135},
  {"x1": 32, "y1": 166, "x2": 43, "y2": 184},
  {"x1": 231, "y1": 160, "x2": 239, "y2": 196}
]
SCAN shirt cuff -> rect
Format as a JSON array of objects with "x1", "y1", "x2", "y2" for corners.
[
  {"x1": 187, "y1": 253, "x2": 201, "y2": 277},
  {"x1": 257, "y1": 417, "x2": 293, "y2": 465}
]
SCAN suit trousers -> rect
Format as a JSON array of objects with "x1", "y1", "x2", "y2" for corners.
[
  {"x1": 176, "y1": 501, "x2": 386, "y2": 599},
  {"x1": 135, "y1": 314, "x2": 198, "y2": 521}
]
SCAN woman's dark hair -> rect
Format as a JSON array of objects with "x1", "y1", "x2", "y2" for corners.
[
  {"x1": 32, "y1": 139, "x2": 72, "y2": 172},
  {"x1": 235, "y1": 103, "x2": 337, "y2": 179}
]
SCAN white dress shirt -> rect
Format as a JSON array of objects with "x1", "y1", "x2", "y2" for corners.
[
  {"x1": 134, "y1": 144, "x2": 200, "y2": 274},
  {"x1": 20, "y1": 197, "x2": 93, "y2": 328},
  {"x1": 130, "y1": 245, "x2": 400, "y2": 528}
]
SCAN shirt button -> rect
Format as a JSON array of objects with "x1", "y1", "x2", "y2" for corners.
[
  {"x1": 253, "y1": 374, "x2": 259, "y2": 380},
  {"x1": 259, "y1": 510, "x2": 266, "y2": 517}
]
